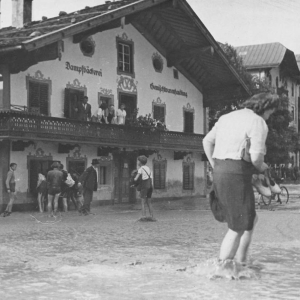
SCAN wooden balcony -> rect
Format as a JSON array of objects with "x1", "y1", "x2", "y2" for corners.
[{"x1": 0, "y1": 111, "x2": 204, "y2": 152}]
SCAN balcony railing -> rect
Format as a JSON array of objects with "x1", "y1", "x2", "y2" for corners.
[{"x1": 0, "y1": 110, "x2": 204, "y2": 152}]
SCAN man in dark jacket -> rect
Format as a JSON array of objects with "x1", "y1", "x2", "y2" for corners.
[
  {"x1": 75, "y1": 96, "x2": 91, "y2": 121},
  {"x1": 78, "y1": 159, "x2": 99, "y2": 215}
]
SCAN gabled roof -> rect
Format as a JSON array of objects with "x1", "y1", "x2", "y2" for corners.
[
  {"x1": 236, "y1": 42, "x2": 300, "y2": 79},
  {"x1": 236, "y1": 42, "x2": 287, "y2": 69},
  {"x1": 0, "y1": 0, "x2": 251, "y2": 105}
]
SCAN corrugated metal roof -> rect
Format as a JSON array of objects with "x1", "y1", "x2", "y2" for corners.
[{"x1": 235, "y1": 42, "x2": 287, "y2": 69}]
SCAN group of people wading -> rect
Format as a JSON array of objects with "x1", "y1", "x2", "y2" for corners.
[{"x1": 3, "y1": 155, "x2": 154, "y2": 220}]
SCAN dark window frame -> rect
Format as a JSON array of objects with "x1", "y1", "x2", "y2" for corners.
[
  {"x1": 26, "y1": 73, "x2": 52, "y2": 116},
  {"x1": 66, "y1": 157, "x2": 87, "y2": 177},
  {"x1": 116, "y1": 37, "x2": 135, "y2": 78},
  {"x1": 182, "y1": 160, "x2": 195, "y2": 191},
  {"x1": 153, "y1": 159, "x2": 167, "y2": 190}
]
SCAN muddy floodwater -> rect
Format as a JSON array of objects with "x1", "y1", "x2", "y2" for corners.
[{"x1": 0, "y1": 198, "x2": 299, "y2": 300}]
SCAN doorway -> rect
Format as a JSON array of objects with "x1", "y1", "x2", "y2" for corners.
[
  {"x1": 64, "y1": 88, "x2": 85, "y2": 119},
  {"x1": 28, "y1": 158, "x2": 54, "y2": 195},
  {"x1": 119, "y1": 92, "x2": 137, "y2": 124},
  {"x1": 113, "y1": 151, "x2": 137, "y2": 203}
]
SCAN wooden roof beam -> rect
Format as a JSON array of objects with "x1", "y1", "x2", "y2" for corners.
[{"x1": 167, "y1": 46, "x2": 214, "y2": 67}]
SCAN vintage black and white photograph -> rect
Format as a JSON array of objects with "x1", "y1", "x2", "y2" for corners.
[{"x1": 0, "y1": 0, "x2": 299, "y2": 299}]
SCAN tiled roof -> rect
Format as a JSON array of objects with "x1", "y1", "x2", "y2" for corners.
[
  {"x1": 235, "y1": 42, "x2": 287, "y2": 69},
  {"x1": 0, "y1": 0, "x2": 138, "y2": 47}
]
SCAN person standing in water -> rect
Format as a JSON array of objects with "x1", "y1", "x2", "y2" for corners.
[
  {"x1": 134, "y1": 155, "x2": 154, "y2": 220},
  {"x1": 3, "y1": 163, "x2": 18, "y2": 217},
  {"x1": 203, "y1": 93, "x2": 278, "y2": 265}
]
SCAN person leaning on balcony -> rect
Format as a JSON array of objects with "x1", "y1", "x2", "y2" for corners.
[
  {"x1": 203, "y1": 92, "x2": 279, "y2": 268},
  {"x1": 47, "y1": 162, "x2": 63, "y2": 216},
  {"x1": 2, "y1": 163, "x2": 18, "y2": 217},
  {"x1": 75, "y1": 96, "x2": 91, "y2": 121},
  {"x1": 78, "y1": 159, "x2": 100, "y2": 216},
  {"x1": 116, "y1": 103, "x2": 126, "y2": 125},
  {"x1": 107, "y1": 104, "x2": 117, "y2": 124}
]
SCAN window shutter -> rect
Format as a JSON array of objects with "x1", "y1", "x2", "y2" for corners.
[
  {"x1": 39, "y1": 83, "x2": 49, "y2": 115},
  {"x1": 153, "y1": 105, "x2": 165, "y2": 123},
  {"x1": 64, "y1": 88, "x2": 71, "y2": 118},
  {"x1": 153, "y1": 161, "x2": 166, "y2": 189},
  {"x1": 183, "y1": 164, "x2": 194, "y2": 190},
  {"x1": 28, "y1": 81, "x2": 40, "y2": 109},
  {"x1": 184, "y1": 111, "x2": 194, "y2": 133}
]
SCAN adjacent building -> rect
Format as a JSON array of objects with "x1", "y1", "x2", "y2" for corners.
[
  {"x1": 0, "y1": 0, "x2": 250, "y2": 210},
  {"x1": 236, "y1": 42, "x2": 300, "y2": 166}
]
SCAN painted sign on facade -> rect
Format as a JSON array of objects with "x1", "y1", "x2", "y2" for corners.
[
  {"x1": 150, "y1": 83, "x2": 188, "y2": 98},
  {"x1": 65, "y1": 62, "x2": 102, "y2": 77}
]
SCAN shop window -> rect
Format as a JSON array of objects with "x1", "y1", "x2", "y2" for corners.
[
  {"x1": 182, "y1": 161, "x2": 195, "y2": 190},
  {"x1": 153, "y1": 105, "x2": 165, "y2": 123},
  {"x1": 67, "y1": 159, "x2": 87, "y2": 177},
  {"x1": 117, "y1": 37, "x2": 134, "y2": 76},
  {"x1": 98, "y1": 161, "x2": 112, "y2": 186},
  {"x1": 28, "y1": 80, "x2": 50, "y2": 115},
  {"x1": 153, "y1": 159, "x2": 167, "y2": 189}
]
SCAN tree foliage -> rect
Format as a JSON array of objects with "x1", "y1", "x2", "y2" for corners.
[{"x1": 209, "y1": 43, "x2": 299, "y2": 164}]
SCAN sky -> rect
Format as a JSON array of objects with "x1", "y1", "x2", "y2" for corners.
[{"x1": 1, "y1": 0, "x2": 300, "y2": 54}]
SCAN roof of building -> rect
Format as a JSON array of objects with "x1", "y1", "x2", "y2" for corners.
[
  {"x1": 296, "y1": 54, "x2": 300, "y2": 70},
  {"x1": 0, "y1": 0, "x2": 251, "y2": 104},
  {"x1": 0, "y1": 0, "x2": 139, "y2": 47},
  {"x1": 236, "y1": 42, "x2": 287, "y2": 69}
]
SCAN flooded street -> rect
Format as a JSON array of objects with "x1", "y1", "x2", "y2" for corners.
[{"x1": 0, "y1": 198, "x2": 299, "y2": 300}]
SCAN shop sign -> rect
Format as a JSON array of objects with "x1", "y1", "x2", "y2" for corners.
[
  {"x1": 65, "y1": 62, "x2": 102, "y2": 77},
  {"x1": 150, "y1": 83, "x2": 187, "y2": 98}
]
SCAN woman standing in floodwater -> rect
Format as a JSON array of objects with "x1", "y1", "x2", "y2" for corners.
[{"x1": 203, "y1": 93, "x2": 279, "y2": 265}]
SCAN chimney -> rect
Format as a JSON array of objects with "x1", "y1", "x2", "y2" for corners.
[{"x1": 12, "y1": 0, "x2": 33, "y2": 27}]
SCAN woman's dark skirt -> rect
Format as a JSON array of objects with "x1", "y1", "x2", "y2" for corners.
[{"x1": 213, "y1": 159, "x2": 256, "y2": 232}]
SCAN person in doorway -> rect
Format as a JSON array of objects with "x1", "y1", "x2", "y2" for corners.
[
  {"x1": 36, "y1": 173, "x2": 47, "y2": 213},
  {"x1": 203, "y1": 93, "x2": 279, "y2": 268},
  {"x1": 47, "y1": 162, "x2": 63, "y2": 216},
  {"x1": 3, "y1": 163, "x2": 18, "y2": 217},
  {"x1": 59, "y1": 164, "x2": 69, "y2": 213},
  {"x1": 107, "y1": 104, "x2": 117, "y2": 124},
  {"x1": 116, "y1": 103, "x2": 127, "y2": 125},
  {"x1": 78, "y1": 159, "x2": 100, "y2": 216},
  {"x1": 99, "y1": 101, "x2": 109, "y2": 124},
  {"x1": 134, "y1": 155, "x2": 154, "y2": 220},
  {"x1": 75, "y1": 96, "x2": 91, "y2": 121}
]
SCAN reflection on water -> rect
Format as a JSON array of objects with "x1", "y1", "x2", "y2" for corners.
[{"x1": 0, "y1": 210, "x2": 299, "y2": 299}]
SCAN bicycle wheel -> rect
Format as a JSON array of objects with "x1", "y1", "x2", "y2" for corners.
[{"x1": 279, "y1": 186, "x2": 289, "y2": 204}]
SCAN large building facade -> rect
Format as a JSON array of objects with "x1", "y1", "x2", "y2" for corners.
[{"x1": 0, "y1": 0, "x2": 249, "y2": 210}]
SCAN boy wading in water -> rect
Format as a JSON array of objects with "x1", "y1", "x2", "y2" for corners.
[{"x1": 134, "y1": 155, "x2": 155, "y2": 221}]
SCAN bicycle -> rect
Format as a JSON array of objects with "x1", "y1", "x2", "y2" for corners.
[{"x1": 255, "y1": 184, "x2": 289, "y2": 206}]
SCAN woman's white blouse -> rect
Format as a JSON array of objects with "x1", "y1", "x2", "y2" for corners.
[{"x1": 203, "y1": 108, "x2": 268, "y2": 160}]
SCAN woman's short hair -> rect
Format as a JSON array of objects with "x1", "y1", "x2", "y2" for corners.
[
  {"x1": 138, "y1": 155, "x2": 147, "y2": 165},
  {"x1": 242, "y1": 93, "x2": 279, "y2": 115}
]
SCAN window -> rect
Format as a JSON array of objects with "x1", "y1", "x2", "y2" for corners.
[
  {"x1": 173, "y1": 69, "x2": 179, "y2": 79},
  {"x1": 117, "y1": 37, "x2": 134, "y2": 76},
  {"x1": 153, "y1": 160, "x2": 167, "y2": 189},
  {"x1": 28, "y1": 80, "x2": 50, "y2": 115},
  {"x1": 183, "y1": 162, "x2": 194, "y2": 190},
  {"x1": 184, "y1": 111, "x2": 194, "y2": 133},
  {"x1": 153, "y1": 105, "x2": 165, "y2": 123},
  {"x1": 292, "y1": 83, "x2": 294, "y2": 97},
  {"x1": 67, "y1": 160, "x2": 86, "y2": 177},
  {"x1": 98, "y1": 162, "x2": 112, "y2": 185}
]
